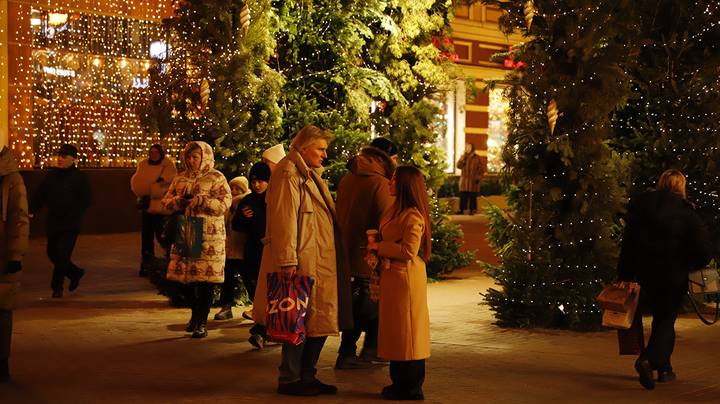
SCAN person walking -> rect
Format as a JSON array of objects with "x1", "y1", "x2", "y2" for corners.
[
  {"x1": 130, "y1": 144, "x2": 177, "y2": 276},
  {"x1": 367, "y1": 165, "x2": 431, "y2": 401},
  {"x1": 231, "y1": 162, "x2": 271, "y2": 348},
  {"x1": 213, "y1": 176, "x2": 250, "y2": 321},
  {"x1": 618, "y1": 169, "x2": 713, "y2": 390},
  {"x1": 252, "y1": 125, "x2": 352, "y2": 396},
  {"x1": 334, "y1": 138, "x2": 396, "y2": 369},
  {"x1": 456, "y1": 143, "x2": 484, "y2": 215},
  {"x1": 30, "y1": 144, "x2": 91, "y2": 298},
  {"x1": 161, "y1": 141, "x2": 231, "y2": 339},
  {"x1": 0, "y1": 147, "x2": 29, "y2": 383}
]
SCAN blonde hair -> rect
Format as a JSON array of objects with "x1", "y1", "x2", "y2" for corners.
[
  {"x1": 290, "y1": 125, "x2": 333, "y2": 151},
  {"x1": 657, "y1": 169, "x2": 686, "y2": 199}
]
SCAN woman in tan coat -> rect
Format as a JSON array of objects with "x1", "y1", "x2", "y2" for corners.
[
  {"x1": 368, "y1": 165, "x2": 431, "y2": 401},
  {"x1": 161, "y1": 141, "x2": 231, "y2": 338}
]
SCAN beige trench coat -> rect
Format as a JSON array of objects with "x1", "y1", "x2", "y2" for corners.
[
  {"x1": 252, "y1": 149, "x2": 343, "y2": 337},
  {"x1": 376, "y1": 207, "x2": 431, "y2": 361},
  {"x1": 161, "y1": 141, "x2": 231, "y2": 284},
  {"x1": 0, "y1": 148, "x2": 29, "y2": 309}
]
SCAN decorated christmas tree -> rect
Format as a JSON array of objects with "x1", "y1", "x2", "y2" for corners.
[
  {"x1": 611, "y1": 1, "x2": 720, "y2": 235},
  {"x1": 143, "y1": 0, "x2": 283, "y2": 175},
  {"x1": 481, "y1": 0, "x2": 635, "y2": 329}
]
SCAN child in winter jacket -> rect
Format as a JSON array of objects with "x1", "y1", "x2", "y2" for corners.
[
  {"x1": 232, "y1": 162, "x2": 270, "y2": 348},
  {"x1": 214, "y1": 176, "x2": 250, "y2": 320}
]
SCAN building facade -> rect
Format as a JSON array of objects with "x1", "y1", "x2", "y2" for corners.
[
  {"x1": 0, "y1": 0, "x2": 177, "y2": 168},
  {"x1": 442, "y1": 3, "x2": 523, "y2": 174}
]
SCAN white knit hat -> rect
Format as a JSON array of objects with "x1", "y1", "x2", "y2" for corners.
[
  {"x1": 262, "y1": 144, "x2": 286, "y2": 164},
  {"x1": 229, "y1": 176, "x2": 249, "y2": 195}
]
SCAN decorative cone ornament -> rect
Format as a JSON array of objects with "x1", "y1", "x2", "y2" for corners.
[
  {"x1": 547, "y1": 99, "x2": 559, "y2": 134},
  {"x1": 524, "y1": 1, "x2": 535, "y2": 31},
  {"x1": 200, "y1": 79, "x2": 210, "y2": 109},
  {"x1": 240, "y1": 5, "x2": 250, "y2": 33}
]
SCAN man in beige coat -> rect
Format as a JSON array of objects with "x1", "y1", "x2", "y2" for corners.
[
  {"x1": 252, "y1": 125, "x2": 351, "y2": 396},
  {"x1": 0, "y1": 147, "x2": 29, "y2": 383},
  {"x1": 334, "y1": 138, "x2": 396, "y2": 369}
]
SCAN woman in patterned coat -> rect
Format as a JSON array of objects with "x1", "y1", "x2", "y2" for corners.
[{"x1": 161, "y1": 141, "x2": 231, "y2": 338}]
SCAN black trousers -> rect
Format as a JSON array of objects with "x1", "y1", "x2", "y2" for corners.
[
  {"x1": 459, "y1": 191, "x2": 477, "y2": 212},
  {"x1": 47, "y1": 230, "x2": 82, "y2": 291},
  {"x1": 639, "y1": 287, "x2": 681, "y2": 372},
  {"x1": 219, "y1": 259, "x2": 243, "y2": 307},
  {"x1": 188, "y1": 282, "x2": 214, "y2": 321},
  {"x1": 279, "y1": 336, "x2": 327, "y2": 384},
  {"x1": 339, "y1": 277, "x2": 378, "y2": 357},
  {"x1": 0, "y1": 309, "x2": 11, "y2": 363},
  {"x1": 390, "y1": 359, "x2": 425, "y2": 395},
  {"x1": 141, "y1": 211, "x2": 166, "y2": 260},
  {"x1": 239, "y1": 256, "x2": 261, "y2": 302}
]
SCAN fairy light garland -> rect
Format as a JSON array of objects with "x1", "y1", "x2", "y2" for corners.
[{"x1": 8, "y1": 0, "x2": 182, "y2": 168}]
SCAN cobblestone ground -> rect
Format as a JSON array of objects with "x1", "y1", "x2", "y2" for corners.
[{"x1": 2, "y1": 215, "x2": 720, "y2": 403}]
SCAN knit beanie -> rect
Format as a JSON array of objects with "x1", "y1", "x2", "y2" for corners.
[
  {"x1": 370, "y1": 137, "x2": 398, "y2": 157},
  {"x1": 249, "y1": 162, "x2": 271, "y2": 182},
  {"x1": 229, "y1": 176, "x2": 249, "y2": 194}
]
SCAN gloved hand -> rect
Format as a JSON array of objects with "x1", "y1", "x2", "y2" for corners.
[{"x1": 5, "y1": 261, "x2": 22, "y2": 274}]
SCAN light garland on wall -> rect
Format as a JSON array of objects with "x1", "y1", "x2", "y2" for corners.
[{"x1": 8, "y1": 0, "x2": 181, "y2": 168}]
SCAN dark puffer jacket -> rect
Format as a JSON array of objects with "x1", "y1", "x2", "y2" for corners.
[{"x1": 618, "y1": 190, "x2": 714, "y2": 292}]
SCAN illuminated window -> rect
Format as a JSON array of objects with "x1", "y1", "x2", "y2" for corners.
[{"x1": 487, "y1": 87, "x2": 509, "y2": 173}]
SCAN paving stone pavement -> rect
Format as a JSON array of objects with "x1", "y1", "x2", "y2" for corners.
[{"x1": 1, "y1": 215, "x2": 720, "y2": 403}]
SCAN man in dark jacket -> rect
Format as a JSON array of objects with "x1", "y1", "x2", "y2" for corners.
[
  {"x1": 618, "y1": 169, "x2": 714, "y2": 389},
  {"x1": 0, "y1": 146, "x2": 29, "y2": 383},
  {"x1": 30, "y1": 144, "x2": 91, "y2": 298},
  {"x1": 334, "y1": 137, "x2": 396, "y2": 369}
]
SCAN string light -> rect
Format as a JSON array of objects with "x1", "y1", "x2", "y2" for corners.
[{"x1": 8, "y1": 0, "x2": 182, "y2": 168}]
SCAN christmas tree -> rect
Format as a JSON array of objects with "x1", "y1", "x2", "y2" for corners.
[
  {"x1": 143, "y1": 0, "x2": 283, "y2": 175},
  {"x1": 611, "y1": 1, "x2": 720, "y2": 235},
  {"x1": 481, "y1": 0, "x2": 636, "y2": 329}
]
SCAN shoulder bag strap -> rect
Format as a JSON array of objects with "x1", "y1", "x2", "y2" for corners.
[{"x1": 687, "y1": 290, "x2": 720, "y2": 325}]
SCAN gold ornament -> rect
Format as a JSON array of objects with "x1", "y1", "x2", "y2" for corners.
[
  {"x1": 547, "y1": 99, "x2": 559, "y2": 134},
  {"x1": 240, "y1": 5, "x2": 251, "y2": 34},
  {"x1": 200, "y1": 79, "x2": 210, "y2": 109},
  {"x1": 524, "y1": 1, "x2": 535, "y2": 31}
]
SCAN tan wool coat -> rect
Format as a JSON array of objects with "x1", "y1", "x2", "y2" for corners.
[
  {"x1": 252, "y1": 149, "x2": 347, "y2": 337},
  {"x1": 130, "y1": 156, "x2": 177, "y2": 198},
  {"x1": 457, "y1": 152, "x2": 485, "y2": 193},
  {"x1": 161, "y1": 142, "x2": 231, "y2": 284},
  {"x1": 0, "y1": 148, "x2": 29, "y2": 309},
  {"x1": 336, "y1": 147, "x2": 395, "y2": 279},
  {"x1": 376, "y1": 207, "x2": 431, "y2": 361}
]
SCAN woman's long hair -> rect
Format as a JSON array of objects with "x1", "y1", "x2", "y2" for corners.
[{"x1": 392, "y1": 166, "x2": 432, "y2": 261}]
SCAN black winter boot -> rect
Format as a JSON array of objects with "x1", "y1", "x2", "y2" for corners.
[{"x1": 192, "y1": 318, "x2": 208, "y2": 339}]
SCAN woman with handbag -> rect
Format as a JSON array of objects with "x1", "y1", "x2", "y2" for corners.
[
  {"x1": 161, "y1": 141, "x2": 231, "y2": 338},
  {"x1": 130, "y1": 144, "x2": 177, "y2": 276},
  {"x1": 618, "y1": 169, "x2": 714, "y2": 390},
  {"x1": 367, "y1": 166, "x2": 431, "y2": 401}
]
